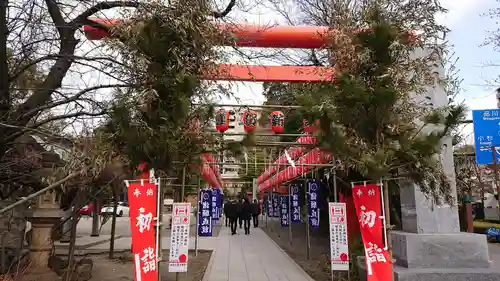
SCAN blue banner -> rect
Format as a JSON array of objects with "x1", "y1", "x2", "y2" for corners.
[
  {"x1": 198, "y1": 189, "x2": 213, "y2": 236},
  {"x1": 279, "y1": 195, "x2": 290, "y2": 227},
  {"x1": 290, "y1": 184, "x2": 301, "y2": 223},
  {"x1": 267, "y1": 195, "x2": 273, "y2": 217},
  {"x1": 211, "y1": 188, "x2": 220, "y2": 220},
  {"x1": 272, "y1": 194, "x2": 280, "y2": 217},
  {"x1": 307, "y1": 179, "x2": 321, "y2": 229},
  {"x1": 217, "y1": 189, "x2": 223, "y2": 210}
]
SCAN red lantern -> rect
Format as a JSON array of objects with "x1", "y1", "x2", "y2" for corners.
[
  {"x1": 215, "y1": 109, "x2": 230, "y2": 132},
  {"x1": 303, "y1": 119, "x2": 319, "y2": 133},
  {"x1": 243, "y1": 110, "x2": 258, "y2": 133},
  {"x1": 270, "y1": 111, "x2": 285, "y2": 133}
]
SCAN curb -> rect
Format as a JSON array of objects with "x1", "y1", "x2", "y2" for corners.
[{"x1": 201, "y1": 248, "x2": 217, "y2": 281}]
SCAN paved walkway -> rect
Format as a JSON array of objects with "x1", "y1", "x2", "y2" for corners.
[{"x1": 203, "y1": 226, "x2": 314, "y2": 281}]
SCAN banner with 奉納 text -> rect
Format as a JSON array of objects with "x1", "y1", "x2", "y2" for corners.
[
  {"x1": 307, "y1": 179, "x2": 321, "y2": 229},
  {"x1": 267, "y1": 194, "x2": 273, "y2": 217},
  {"x1": 217, "y1": 189, "x2": 223, "y2": 217},
  {"x1": 352, "y1": 183, "x2": 392, "y2": 281},
  {"x1": 279, "y1": 195, "x2": 290, "y2": 227},
  {"x1": 198, "y1": 189, "x2": 213, "y2": 236},
  {"x1": 128, "y1": 181, "x2": 158, "y2": 281},
  {"x1": 290, "y1": 184, "x2": 301, "y2": 223},
  {"x1": 211, "y1": 188, "x2": 220, "y2": 220},
  {"x1": 272, "y1": 193, "x2": 280, "y2": 217}
]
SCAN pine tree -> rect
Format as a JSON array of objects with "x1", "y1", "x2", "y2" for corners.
[{"x1": 289, "y1": 2, "x2": 466, "y2": 203}]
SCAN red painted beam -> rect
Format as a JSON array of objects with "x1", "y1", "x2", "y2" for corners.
[
  {"x1": 83, "y1": 19, "x2": 331, "y2": 49},
  {"x1": 209, "y1": 64, "x2": 335, "y2": 82}
]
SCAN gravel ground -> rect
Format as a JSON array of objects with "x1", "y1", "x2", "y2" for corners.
[
  {"x1": 261, "y1": 219, "x2": 347, "y2": 281},
  {"x1": 89, "y1": 250, "x2": 212, "y2": 281}
]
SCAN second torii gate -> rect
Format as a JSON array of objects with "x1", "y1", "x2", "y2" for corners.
[{"x1": 83, "y1": 20, "x2": 336, "y2": 82}]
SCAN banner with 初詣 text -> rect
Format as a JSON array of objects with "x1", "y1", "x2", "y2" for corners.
[
  {"x1": 128, "y1": 182, "x2": 158, "y2": 281},
  {"x1": 352, "y1": 183, "x2": 392, "y2": 281}
]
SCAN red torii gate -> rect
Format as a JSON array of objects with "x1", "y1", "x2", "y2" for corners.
[{"x1": 83, "y1": 19, "x2": 336, "y2": 188}]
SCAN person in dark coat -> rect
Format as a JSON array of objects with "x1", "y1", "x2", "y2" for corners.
[
  {"x1": 251, "y1": 199, "x2": 261, "y2": 228},
  {"x1": 226, "y1": 200, "x2": 238, "y2": 235},
  {"x1": 241, "y1": 198, "x2": 252, "y2": 235},
  {"x1": 237, "y1": 198, "x2": 244, "y2": 228},
  {"x1": 223, "y1": 200, "x2": 230, "y2": 227}
]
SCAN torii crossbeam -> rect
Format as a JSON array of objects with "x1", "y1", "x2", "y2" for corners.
[{"x1": 83, "y1": 19, "x2": 336, "y2": 82}]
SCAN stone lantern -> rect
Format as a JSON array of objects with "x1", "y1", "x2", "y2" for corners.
[{"x1": 25, "y1": 190, "x2": 63, "y2": 280}]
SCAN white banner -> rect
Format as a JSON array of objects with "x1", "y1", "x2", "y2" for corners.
[
  {"x1": 328, "y1": 202, "x2": 349, "y2": 271},
  {"x1": 168, "y1": 203, "x2": 191, "y2": 272}
]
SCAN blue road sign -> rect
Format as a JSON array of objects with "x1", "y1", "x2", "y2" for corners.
[{"x1": 472, "y1": 109, "x2": 500, "y2": 164}]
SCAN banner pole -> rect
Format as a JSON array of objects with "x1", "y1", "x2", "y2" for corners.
[
  {"x1": 305, "y1": 178, "x2": 311, "y2": 260},
  {"x1": 195, "y1": 178, "x2": 200, "y2": 257},
  {"x1": 379, "y1": 180, "x2": 388, "y2": 251}
]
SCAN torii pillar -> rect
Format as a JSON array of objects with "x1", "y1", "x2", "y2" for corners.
[{"x1": 82, "y1": 20, "x2": 499, "y2": 280}]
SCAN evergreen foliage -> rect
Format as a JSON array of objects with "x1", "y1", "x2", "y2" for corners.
[
  {"x1": 274, "y1": 3, "x2": 467, "y2": 203},
  {"x1": 99, "y1": 1, "x2": 227, "y2": 175}
]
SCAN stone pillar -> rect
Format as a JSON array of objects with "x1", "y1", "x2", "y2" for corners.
[
  {"x1": 388, "y1": 68, "x2": 500, "y2": 280},
  {"x1": 358, "y1": 50, "x2": 500, "y2": 281},
  {"x1": 24, "y1": 191, "x2": 63, "y2": 280},
  {"x1": 28, "y1": 221, "x2": 54, "y2": 269}
]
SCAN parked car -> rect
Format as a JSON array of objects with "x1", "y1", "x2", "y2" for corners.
[
  {"x1": 79, "y1": 202, "x2": 101, "y2": 216},
  {"x1": 101, "y1": 201, "x2": 130, "y2": 217}
]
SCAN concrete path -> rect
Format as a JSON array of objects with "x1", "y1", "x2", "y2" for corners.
[{"x1": 203, "y1": 226, "x2": 314, "y2": 281}]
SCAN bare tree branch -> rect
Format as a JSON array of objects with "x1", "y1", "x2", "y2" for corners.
[
  {"x1": 212, "y1": 0, "x2": 237, "y2": 18},
  {"x1": 70, "y1": 1, "x2": 140, "y2": 27}
]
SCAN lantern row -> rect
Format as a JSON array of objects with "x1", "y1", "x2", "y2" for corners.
[{"x1": 214, "y1": 109, "x2": 320, "y2": 134}]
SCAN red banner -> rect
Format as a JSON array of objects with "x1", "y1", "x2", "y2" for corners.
[
  {"x1": 352, "y1": 183, "x2": 392, "y2": 281},
  {"x1": 128, "y1": 182, "x2": 158, "y2": 281}
]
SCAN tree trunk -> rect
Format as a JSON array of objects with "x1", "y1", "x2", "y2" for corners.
[{"x1": 91, "y1": 198, "x2": 99, "y2": 237}]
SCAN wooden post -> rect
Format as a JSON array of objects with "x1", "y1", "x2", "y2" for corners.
[{"x1": 109, "y1": 186, "x2": 119, "y2": 259}]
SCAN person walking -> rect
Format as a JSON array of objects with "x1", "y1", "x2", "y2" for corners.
[
  {"x1": 227, "y1": 200, "x2": 238, "y2": 235},
  {"x1": 251, "y1": 199, "x2": 261, "y2": 228},
  {"x1": 223, "y1": 200, "x2": 230, "y2": 227},
  {"x1": 241, "y1": 198, "x2": 252, "y2": 235},
  {"x1": 237, "y1": 198, "x2": 244, "y2": 229}
]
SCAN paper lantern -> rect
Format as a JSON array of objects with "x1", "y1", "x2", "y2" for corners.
[
  {"x1": 215, "y1": 109, "x2": 230, "y2": 132},
  {"x1": 303, "y1": 119, "x2": 319, "y2": 133},
  {"x1": 243, "y1": 110, "x2": 258, "y2": 133},
  {"x1": 270, "y1": 111, "x2": 285, "y2": 134}
]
